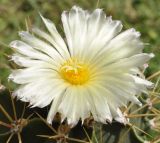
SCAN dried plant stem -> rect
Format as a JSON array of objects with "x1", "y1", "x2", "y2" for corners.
[
  {"x1": 147, "y1": 70, "x2": 160, "y2": 80},
  {"x1": 131, "y1": 104, "x2": 148, "y2": 114},
  {"x1": 20, "y1": 103, "x2": 26, "y2": 119},
  {"x1": 37, "y1": 134, "x2": 57, "y2": 138},
  {"x1": 0, "y1": 104, "x2": 13, "y2": 122},
  {"x1": 152, "y1": 97, "x2": 160, "y2": 104},
  {"x1": 151, "y1": 135, "x2": 160, "y2": 143},
  {"x1": 38, "y1": 134, "x2": 90, "y2": 143},
  {"x1": 149, "y1": 91, "x2": 160, "y2": 96},
  {"x1": 125, "y1": 102, "x2": 134, "y2": 113},
  {"x1": 36, "y1": 112, "x2": 57, "y2": 134},
  {"x1": 6, "y1": 133, "x2": 14, "y2": 143},
  {"x1": 83, "y1": 127, "x2": 92, "y2": 143},
  {"x1": 92, "y1": 126, "x2": 99, "y2": 143},
  {"x1": 128, "y1": 123, "x2": 152, "y2": 138},
  {"x1": 0, "y1": 120, "x2": 12, "y2": 128},
  {"x1": 10, "y1": 93, "x2": 17, "y2": 121},
  {"x1": 150, "y1": 107, "x2": 160, "y2": 114},
  {"x1": 154, "y1": 138, "x2": 160, "y2": 143},
  {"x1": 96, "y1": 0, "x2": 100, "y2": 8},
  {"x1": 17, "y1": 133, "x2": 22, "y2": 143},
  {"x1": 130, "y1": 96, "x2": 160, "y2": 115},
  {"x1": 26, "y1": 113, "x2": 34, "y2": 120},
  {"x1": 127, "y1": 113, "x2": 160, "y2": 118},
  {"x1": 0, "y1": 41, "x2": 9, "y2": 47},
  {"x1": 119, "y1": 126, "x2": 132, "y2": 143},
  {"x1": 66, "y1": 137, "x2": 90, "y2": 143},
  {"x1": 100, "y1": 125, "x2": 103, "y2": 143},
  {"x1": 153, "y1": 100, "x2": 160, "y2": 105}
]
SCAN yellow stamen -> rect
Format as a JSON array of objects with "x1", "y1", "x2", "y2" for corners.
[{"x1": 60, "y1": 58, "x2": 90, "y2": 85}]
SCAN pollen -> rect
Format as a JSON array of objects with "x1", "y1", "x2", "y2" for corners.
[{"x1": 60, "y1": 58, "x2": 90, "y2": 85}]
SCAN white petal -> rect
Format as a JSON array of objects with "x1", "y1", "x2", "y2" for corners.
[
  {"x1": 32, "y1": 27, "x2": 70, "y2": 60},
  {"x1": 11, "y1": 54, "x2": 57, "y2": 69},
  {"x1": 58, "y1": 86, "x2": 80, "y2": 125},
  {"x1": 10, "y1": 40, "x2": 55, "y2": 64},
  {"x1": 114, "y1": 108, "x2": 127, "y2": 124},
  {"x1": 101, "y1": 53, "x2": 153, "y2": 71},
  {"x1": 31, "y1": 82, "x2": 69, "y2": 108},
  {"x1": 84, "y1": 12, "x2": 122, "y2": 63},
  {"x1": 61, "y1": 6, "x2": 87, "y2": 57},
  {"x1": 90, "y1": 28, "x2": 143, "y2": 66},
  {"x1": 92, "y1": 74, "x2": 142, "y2": 106},
  {"x1": 76, "y1": 87, "x2": 91, "y2": 123},
  {"x1": 40, "y1": 14, "x2": 69, "y2": 58},
  {"x1": 86, "y1": 84, "x2": 112, "y2": 123},
  {"x1": 13, "y1": 79, "x2": 67, "y2": 108},
  {"x1": 131, "y1": 75, "x2": 154, "y2": 94},
  {"x1": 19, "y1": 31, "x2": 64, "y2": 64},
  {"x1": 9, "y1": 67, "x2": 60, "y2": 84},
  {"x1": 47, "y1": 95, "x2": 63, "y2": 124},
  {"x1": 132, "y1": 76, "x2": 153, "y2": 87},
  {"x1": 47, "y1": 85, "x2": 69, "y2": 124},
  {"x1": 59, "y1": 86, "x2": 91, "y2": 124},
  {"x1": 62, "y1": 6, "x2": 122, "y2": 61}
]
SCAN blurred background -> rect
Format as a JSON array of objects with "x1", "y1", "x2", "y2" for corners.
[{"x1": 0, "y1": 0, "x2": 160, "y2": 86}]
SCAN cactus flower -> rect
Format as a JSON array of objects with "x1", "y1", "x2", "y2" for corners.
[{"x1": 9, "y1": 6, "x2": 153, "y2": 126}]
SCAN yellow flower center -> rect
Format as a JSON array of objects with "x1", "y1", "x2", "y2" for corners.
[{"x1": 60, "y1": 58, "x2": 90, "y2": 85}]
